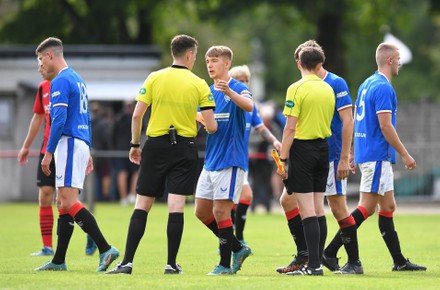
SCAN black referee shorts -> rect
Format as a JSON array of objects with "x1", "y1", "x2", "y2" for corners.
[
  {"x1": 137, "y1": 135, "x2": 199, "y2": 197},
  {"x1": 287, "y1": 139, "x2": 329, "y2": 193},
  {"x1": 37, "y1": 152, "x2": 55, "y2": 187}
]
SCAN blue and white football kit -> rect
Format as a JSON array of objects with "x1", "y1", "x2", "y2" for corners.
[
  {"x1": 196, "y1": 78, "x2": 252, "y2": 203},
  {"x1": 323, "y1": 71, "x2": 352, "y2": 196},
  {"x1": 47, "y1": 67, "x2": 92, "y2": 189},
  {"x1": 354, "y1": 71, "x2": 397, "y2": 195}
]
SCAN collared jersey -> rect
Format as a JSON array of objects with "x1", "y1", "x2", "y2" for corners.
[
  {"x1": 136, "y1": 66, "x2": 215, "y2": 138},
  {"x1": 324, "y1": 71, "x2": 353, "y2": 161},
  {"x1": 47, "y1": 67, "x2": 91, "y2": 153},
  {"x1": 283, "y1": 74, "x2": 334, "y2": 140},
  {"x1": 204, "y1": 78, "x2": 253, "y2": 171},
  {"x1": 354, "y1": 71, "x2": 397, "y2": 164},
  {"x1": 33, "y1": 80, "x2": 51, "y2": 154},
  {"x1": 243, "y1": 104, "x2": 264, "y2": 171}
]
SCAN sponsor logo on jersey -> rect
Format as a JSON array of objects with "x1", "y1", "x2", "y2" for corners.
[
  {"x1": 214, "y1": 113, "x2": 230, "y2": 122},
  {"x1": 354, "y1": 132, "x2": 366, "y2": 138},
  {"x1": 285, "y1": 100, "x2": 294, "y2": 108},
  {"x1": 77, "y1": 124, "x2": 89, "y2": 130},
  {"x1": 139, "y1": 88, "x2": 146, "y2": 94},
  {"x1": 52, "y1": 91, "x2": 61, "y2": 98},
  {"x1": 336, "y1": 91, "x2": 348, "y2": 98}
]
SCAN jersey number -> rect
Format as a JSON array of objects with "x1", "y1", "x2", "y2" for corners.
[
  {"x1": 78, "y1": 82, "x2": 88, "y2": 114},
  {"x1": 356, "y1": 89, "x2": 366, "y2": 121}
]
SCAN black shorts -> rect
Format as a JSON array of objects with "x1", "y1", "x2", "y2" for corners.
[
  {"x1": 136, "y1": 135, "x2": 199, "y2": 197},
  {"x1": 287, "y1": 139, "x2": 329, "y2": 193},
  {"x1": 37, "y1": 152, "x2": 55, "y2": 187}
]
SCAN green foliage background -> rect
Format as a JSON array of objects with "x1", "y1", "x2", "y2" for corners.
[{"x1": 1, "y1": 0, "x2": 440, "y2": 103}]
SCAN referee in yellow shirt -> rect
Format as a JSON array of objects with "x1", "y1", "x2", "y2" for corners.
[
  {"x1": 278, "y1": 45, "x2": 335, "y2": 276},
  {"x1": 107, "y1": 34, "x2": 217, "y2": 275}
]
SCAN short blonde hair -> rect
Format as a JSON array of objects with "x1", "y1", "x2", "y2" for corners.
[
  {"x1": 205, "y1": 45, "x2": 233, "y2": 61},
  {"x1": 376, "y1": 43, "x2": 398, "y2": 67},
  {"x1": 229, "y1": 65, "x2": 251, "y2": 81}
]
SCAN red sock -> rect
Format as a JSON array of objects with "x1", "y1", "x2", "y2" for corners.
[{"x1": 40, "y1": 206, "x2": 53, "y2": 248}]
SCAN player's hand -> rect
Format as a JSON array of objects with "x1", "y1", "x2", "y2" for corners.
[
  {"x1": 273, "y1": 140, "x2": 282, "y2": 151},
  {"x1": 17, "y1": 148, "x2": 29, "y2": 165},
  {"x1": 215, "y1": 79, "x2": 231, "y2": 94},
  {"x1": 349, "y1": 151, "x2": 356, "y2": 174},
  {"x1": 86, "y1": 156, "x2": 94, "y2": 175},
  {"x1": 129, "y1": 147, "x2": 141, "y2": 165},
  {"x1": 403, "y1": 153, "x2": 416, "y2": 170},
  {"x1": 337, "y1": 158, "x2": 350, "y2": 180},
  {"x1": 41, "y1": 152, "x2": 52, "y2": 176}
]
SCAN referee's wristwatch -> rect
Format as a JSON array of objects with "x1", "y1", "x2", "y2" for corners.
[
  {"x1": 130, "y1": 141, "x2": 140, "y2": 148},
  {"x1": 280, "y1": 158, "x2": 288, "y2": 163}
]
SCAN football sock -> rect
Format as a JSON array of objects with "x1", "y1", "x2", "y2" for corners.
[
  {"x1": 70, "y1": 203, "x2": 110, "y2": 254},
  {"x1": 167, "y1": 212, "x2": 184, "y2": 269},
  {"x1": 286, "y1": 208, "x2": 308, "y2": 258},
  {"x1": 52, "y1": 213, "x2": 74, "y2": 264},
  {"x1": 218, "y1": 218, "x2": 234, "y2": 269},
  {"x1": 339, "y1": 215, "x2": 359, "y2": 262},
  {"x1": 378, "y1": 212, "x2": 406, "y2": 265},
  {"x1": 317, "y1": 215, "x2": 327, "y2": 262},
  {"x1": 121, "y1": 209, "x2": 148, "y2": 265},
  {"x1": 204, "y1": 216, "x2": 219, "y2": 237},
  {"x1": 325, "y1": 206, "x2": 368, "y2": 257},
  {"x1": 235, "y1": 200, "x2": 250, "y2": 241},
  {"x1": 40, "y1": 206, "x2": 53, "y2": 248},
  {"x1": 302, "y1": 216, "x2": 320, "y2": 269}
]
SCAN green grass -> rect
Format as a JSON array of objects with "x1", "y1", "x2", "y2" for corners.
[{"x1": 0, "y1": 202, "x2": 438, "y2": 290}]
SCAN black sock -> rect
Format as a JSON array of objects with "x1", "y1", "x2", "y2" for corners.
[
  {"x1": 235, "y1": 202, "x2": 249, "y2": 241},
  {"x1": 73, "y1": 208, "x2": 110, "y2": 254},
  {"x1": 378, "y1": 214, "x2": 406, "y2": 265},
  {"x1": 341, "y1": 224, "x2": 359, "y2": 262},
  {"x1": 52, "y1": 214, "x2": 74, "y2": 265},
  {"x1": 288, "y1": 214, "x2": 308, "y2": 258},
  {"x1": 205, "y1": 218, "x2": 218, "y2": 237},
  {"x1": 302, "y1": 216, "x2": 320, "y2": 268},
  {"x1": 167, "y1": 212, "x2": 184, "y2": 268},
  {"x1": 218, "y1": 226, "x2": 234, "y2": 268},
  {"x1": 317, "y1": 215, "x2": 327, "y2": 263},
  {"x1": 325, "y1": 208, "x2": 366, "y2": 257},
  {"x1": 121, "y1": 209, "x2": 148, "y2": 265}
]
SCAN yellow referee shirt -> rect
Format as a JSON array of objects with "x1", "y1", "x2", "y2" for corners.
[
  {"x1": 283, "y1": 74, "x2": 334, "y2": 140},
  {"x1": 136, "y1": 66, "x2": 215, "y2": 138}
]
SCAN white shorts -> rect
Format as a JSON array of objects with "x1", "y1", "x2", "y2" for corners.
[
  {"x1": 324, "y1": 160, "x2": 347, "y2": 196},
  {"x1": 195, "y1": 167, "x2": 245, "y2": 204},
  {"x1": 359, "y1": 161, "x2": 394, "y2": 196},
  {"x1": 54, "y1": 136, "x2": 89, "y2": 189},
  {"x1": 243, "y1": 171, "x2": 249, "y2": 186}
]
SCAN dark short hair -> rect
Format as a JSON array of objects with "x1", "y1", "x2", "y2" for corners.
[
  {"x1": 299, "y1": 46, "x2": 325, "y2": 71},
  {"x1": 35, "y1": 37, "x2": 63, "y2": 56},
  {"x1": 170, "y1": 34, "x2": 198, "y2": 58}
]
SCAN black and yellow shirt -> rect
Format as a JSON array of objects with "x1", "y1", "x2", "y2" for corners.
[
  {"x1": 283, "y1": 74, "x2": 334, "y2": 140},
  {"x1": 136, "y1": 66, "x2": 215, "y2": 138}
]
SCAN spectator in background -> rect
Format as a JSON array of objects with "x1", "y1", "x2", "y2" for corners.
[
  {"x1": 91, "y1": 102, "x2": 113, "y2": 201},
  {"x1": 113, "y1": 100, "x2": 139, "y2": 205}
]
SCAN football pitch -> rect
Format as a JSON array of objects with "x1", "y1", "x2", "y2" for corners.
[{"x1": 0, "y1": 202, "x2": 438, "y2": 289}]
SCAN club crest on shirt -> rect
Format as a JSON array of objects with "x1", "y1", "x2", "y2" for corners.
[{"x1": 285, "y1": 100, "x2": 295, "y2": 108}]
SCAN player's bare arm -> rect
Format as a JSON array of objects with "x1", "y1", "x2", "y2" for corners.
[
  {"x1": 129, "y1": 101, "x2": 148, "y2": 165},
  {"x1": 337, "y1": 107, "x2": 354, "y2": 179},
  {"x1": 256, "y1": 125, "x2": 282, "y2": 151},
  {"x1": 377, "y1": 112, "x2": 416, "y2": 170}
]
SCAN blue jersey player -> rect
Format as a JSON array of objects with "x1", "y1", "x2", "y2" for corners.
[
  {"x1": 195, "y1": 46, "x2": 253, "y2": 275},
  {"x1": 348, "y1": 43, "x2": 425, "y2": 272},
  {"x1": 35, "y1": 37, "x2": 119, "y2": 272}
]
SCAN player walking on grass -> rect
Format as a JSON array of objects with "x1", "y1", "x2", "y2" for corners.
[
  {"x1": 106, "y1": 34, "x2": 217, "y2": 275},
  {"x1": 276, "y1": 40, "x2": 363, "y2": 275},
  {"x1": 323, "y1": 42, "x2": 426, "y2": 272},
  {"x1": 194, "y1": 46, "x2": 253, "y2": 275},
  {"x1": 18, "y1": 66, "x2": 97, "y2": 258},
  {"x1": 229, "y1": 65, "x2": 282, "y2": 245},
  {"x1": 276, "y1": 45, "x2": 335, "y2": 276},
  {"x1": 34, "y1": 37, "x2": 119, "y2": 272}
]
